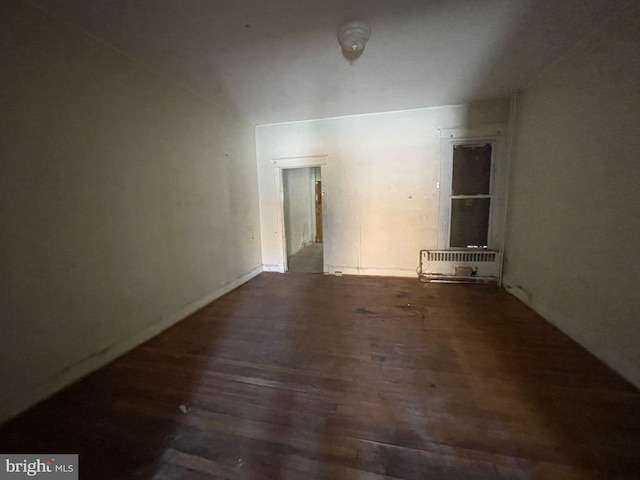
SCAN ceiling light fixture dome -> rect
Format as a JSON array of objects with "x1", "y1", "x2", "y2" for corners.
[{"x1": 337, "y1": 20, "x2": 371, "y2": 52}]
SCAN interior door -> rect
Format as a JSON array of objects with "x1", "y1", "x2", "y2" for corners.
[{"x1": 315, "y1": 180, "x2": 323, "y2": 243}]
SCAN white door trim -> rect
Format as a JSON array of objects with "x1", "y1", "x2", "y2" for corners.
[{"x1": 274, "y1": 156, "x2": 328, "y2": 273}]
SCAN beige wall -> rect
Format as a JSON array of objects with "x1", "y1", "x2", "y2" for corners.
[
  {"x1": 503, "y1": 3, "x2": 640, "y2": 387},
  {"x1": 0, "y1": 2, "x2": 262, "y2": 422},
  {"x1": 256, "y1": 101, "x2": 510, "y2": 275}
]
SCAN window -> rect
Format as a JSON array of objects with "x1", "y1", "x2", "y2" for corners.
[
  {"x1": 437, "y1": 125, "x2": 506, "y2": 252},
  {"x1": 449, "y1": 144, "x2": 492, "y2": 248}
]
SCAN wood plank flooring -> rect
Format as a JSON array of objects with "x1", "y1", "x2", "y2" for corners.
[{"x1": 1, "y1": 273, "x2": 639, "y2": 479}]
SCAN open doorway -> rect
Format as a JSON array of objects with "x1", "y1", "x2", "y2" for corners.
[{"x1": 283, "y1": 166, "x2": 323, "y2": 273}]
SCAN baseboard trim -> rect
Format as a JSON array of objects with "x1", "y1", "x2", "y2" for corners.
[
  {"x1": 0, "y1": 265, "x2": 263, "y2": 425},
  {"x1": 326, "y1": 265, "x2": 417, "y2": 278},
  {"x1": 263, "y1": 264, "x2": 284, "y2": 273}
]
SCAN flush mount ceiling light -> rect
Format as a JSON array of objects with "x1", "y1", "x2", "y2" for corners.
[{"x1": 337, "y1": 20, "x2": 371, "y2": 53}]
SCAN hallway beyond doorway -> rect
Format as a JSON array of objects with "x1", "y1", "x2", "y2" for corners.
[{"x1": 287, "y1": 243, "x2": 323, "y2": 273}]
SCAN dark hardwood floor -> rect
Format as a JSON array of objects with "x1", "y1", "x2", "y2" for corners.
[{"x1": 1, "y1": 273, "x2": 639, "y2": 479}]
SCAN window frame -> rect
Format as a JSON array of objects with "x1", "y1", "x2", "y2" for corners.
[
  {"x1": 448, "y1": 142, "x2": 495, "y2": 249},
  {"x1": 437, "y1": 125, "x2": 507, "y2": 251}
]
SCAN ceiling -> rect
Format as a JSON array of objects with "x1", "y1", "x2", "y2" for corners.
[{"x1": 35, "y1": 0, "x2": 626, "y2": 126}]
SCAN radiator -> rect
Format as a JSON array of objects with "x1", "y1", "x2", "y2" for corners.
[{"x1": 419, "y1": 249, "x2": 500, "y2": 282}]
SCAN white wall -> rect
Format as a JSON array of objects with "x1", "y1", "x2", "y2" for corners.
[
  {"x1": 0, "y1": 2, "x2": 262, "y2": 422},
  {"x1": 257, "y1": 101, "x2": 510, "y2": 275},
  {"x1": 503, "y1": 3, "x2": 640, "y2": 387},
  {"x1": 283, "y1": 168, "x2": 314, "y2": 257}
]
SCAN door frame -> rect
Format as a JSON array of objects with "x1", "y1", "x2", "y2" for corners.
[
  {"x1": 273, "y1": 155, "x2": 328, "y2": 273},
  {"x1": 315, "y1": 180, "x2": 323, "y2": 243}
]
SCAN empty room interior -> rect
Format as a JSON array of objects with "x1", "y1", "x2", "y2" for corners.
[{"x1": 1, "y1": 0, "x2": 640, "y2": 478}]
